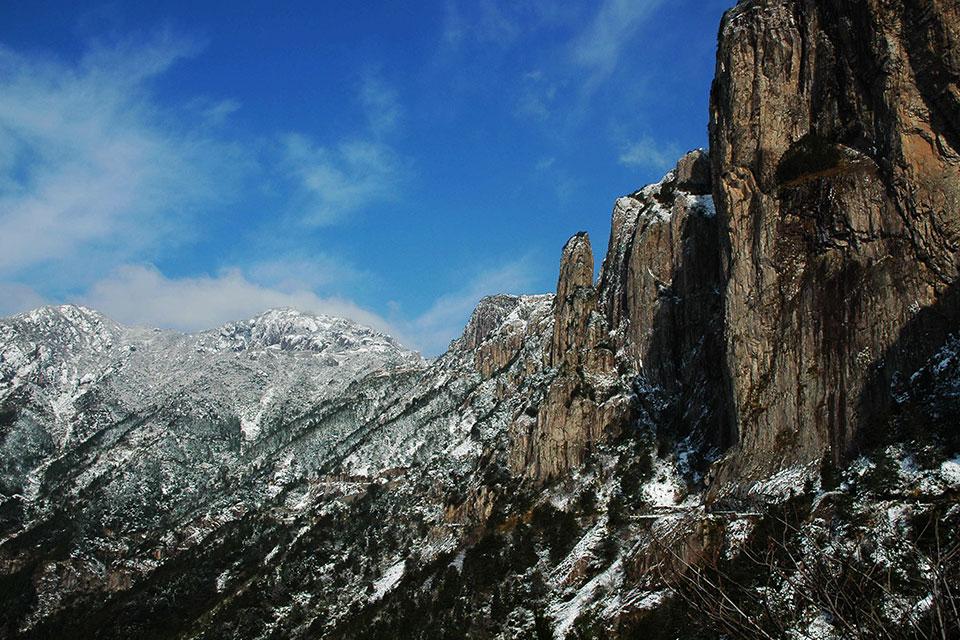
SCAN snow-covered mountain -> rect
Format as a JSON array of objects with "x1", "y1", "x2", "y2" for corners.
[{"x1": 0, "y1": 306, "x2": 422, "y2": 489}]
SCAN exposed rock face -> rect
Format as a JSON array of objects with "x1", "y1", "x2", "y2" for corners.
[
  {"x1": 458, "y1": 294, "x2": 532, "y2": 379},
  {"x1": 510, "y1": 233, "x2": 627, "y2": 482},
  {"x1": 3, "y1": 3, "x2": 960, "y2": 639},
  {"x1": 456, "y1": 293, "x2": 554, "y2": 383},
  {"x1": 710, "y1": 0, "x2": 960, "y2": 483},
  {"x1": 598, "y1": 150, "x2": 728, "y2": 452},
  {"x1": 549, "y1": 233, "x2": 611, "y2": 372},
  {"x1": 512, "y1": 152, "x2": 729, "y2": 482}
]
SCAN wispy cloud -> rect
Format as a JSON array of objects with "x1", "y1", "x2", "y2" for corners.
[
  {"x1": 282, "y1": 134, "x2": 404, "y2": 226},
  {"x1": 0, "y1": 25, "x2": 560, "y2": 357},
  {"x1": 535, "y1": 156, "x2": 556, "y2": 171},
  {"x1": 359, "y1": 73, "x2": 402, "y2": 137},
  {"x1": 282, "y1": 73, "x2": 408, "y2": 226},
  {"x1": 0, "y1": 36, "x2": 422, "y2": 346},
  {"x1": 440, "y1": 0, "x2": 524, "y2": 54},
  {"x1": 0, "y1": 225, "x2": 541, "y2": 355},
  {"x1": 76, "y1": 259, "x2": 541, "y2": 356},
  {"x1": 570, "y1": 0, "x2": 666, "y2": 90},
  {"x1": 0, "y1": 33, "x2": 246, "y2": 281},
  {"x1": 619, "y1": 134, "x2": 680, "y2": 172},
  {"x1": 516, "y1": 70, "x2": 557, "y2": 121},
  {"x1": 398, "y1": 258, "x2": 540, "y2": 355},
  {"x1": 188, "y1": 97, "x2": 241, "y2": 126},
  {"x1": 246, "y1": 255, "x2": 365, "y2": 293},
  {"x1": 0, "y1": 282, "x2": 47, "y2": 316}
]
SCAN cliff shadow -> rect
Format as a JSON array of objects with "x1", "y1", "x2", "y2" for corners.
[
  {"x1": 641, "y1": 205, "x2": 733, "y2": 471},
  {"x1": 855, "y1": 277, "x2": 960, "y2": 459}
]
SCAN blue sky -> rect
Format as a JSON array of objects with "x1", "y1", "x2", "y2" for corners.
[{"x1": 0, "y1": 0, "x2": 732, "y2": 354}]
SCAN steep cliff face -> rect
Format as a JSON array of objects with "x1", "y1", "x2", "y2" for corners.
[
  {"x1": 3, "y1": 2, "x2": 959, "y2": 638},
  {"x1": 598, "y1": 150, "x2": 728, "y2": 455},
  {"x1": 710, "y1": 0, "x2": 960, "y2": 483},
  {"x1": 509, "y1": 233, "x2": 627, "y2": 482},
  {"x1": 510, "y1": 0, "x2": 960, "y2": 494},
  {"x1": 510, "y1": 152, "x2": 729, "y2": 483}
]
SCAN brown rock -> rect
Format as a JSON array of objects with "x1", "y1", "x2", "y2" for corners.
[
  {"x1": 455, "y1": 294, "x2": 553, "y2": 381},
  {"x1": 709, "y1": 0, "x2": 960, "y2": 484},
  {"x1": 550, "y1": 232, "x2": 605, "y2": 369},
  {"x1": 510, "y1": 232, "x2": 627, "y2": 482},
  {"x1": 597, "y1": 151, "x2": 729, "y2": 450}
]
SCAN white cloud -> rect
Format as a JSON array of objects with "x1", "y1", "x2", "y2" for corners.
[
  {"x1": 516, "y1": 70, "x2": 557, "y2": 121},
  {"x1": 0, "y1": 30, "x2": 549, "y2": 358},
  {"x1": 190, "y1": 97, "x2": 241, "y2": 126},
  {"x1": 439, "y1": 0, "x2": 577, "y2": 55},
  {"x1": 440, "y1": 0, "x2": 521, "y2": 52},
  {"x1": 570, "y1": 0, "x2": 665, "y2": 90},
  {"x1": 619, "y1": 134, "x2": 679, "y2": 171},
  {"x1": 283, "y1": 134, "x2": 404, "y2": 226},
  {"x1": 80, "y1": 264, "x2": 409, "y2": 343},
  {"x1": 473, "y1": 0, "x2": 523, "y2": 47},
  {"x1": 283, "y1": 74, "x2": 408, "y2": 226},
  {"x1": 77, "y1": 261, "x2": 542, "y2": 357},
  {"x1": 535, "y1": 156, "x2": 556, "y2": 171},
  {"x1": 359, "y1": 73, "x2": 402, "y2": 137},
  {"x1": 0, "y1": 36, "x2": 249, "y2": 285},
  {"x1": 0, "y1": 282, "x2": 48, "y2": 317},
  {"x1": 246, "y1": 255, "x2": 364, "y2": 293},
  {"x1": 0, "y1": 35, "x2": 245, "y2": 280}
]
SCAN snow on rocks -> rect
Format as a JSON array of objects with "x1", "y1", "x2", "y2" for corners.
[
  {"x1": 642, "y1": 455, "x2": 684, "y2": 508},
  {"x1": 370, "y1": 559, "x2": 406, "y2": 602},
  {"x1": 747, "y1": 462, "x2": 821, "y2": 500},
  {"x1": 0, "y1": 305, "x2": 426, "y2": 493},
  {"x1": 548, "y1": 559, "x2": 624, "y2": 639},
  {"x1": 941, "y1": 456, "x2": 960, "y2": 488}
]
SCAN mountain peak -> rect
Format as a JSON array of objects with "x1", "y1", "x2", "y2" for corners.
[
  {"x1": 2, "y1": 304, "x2": 122, "y2": 352},
  {"x1": 12, "y1": 304, "x2": 110, "y2": 326},
  {"x1": 204, "y1": 307, "x2": 414, "y2": 357}
]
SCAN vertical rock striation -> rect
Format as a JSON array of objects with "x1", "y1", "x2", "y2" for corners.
[
  {"x1": 514, "y1": 0, "x2": 960, "y2": 487},
  {"x1": 511, "y1": 152, "x2": 729, "y2": 483},
  {"x1": 598, "y1": 150, "x2": 729, "y2": 453},
  {"x1": 710, "y1": 0, "x2": 960, "y2": 483},
  {"x1": 510, "y1": 233, "x2": 627, "y2": 482}
]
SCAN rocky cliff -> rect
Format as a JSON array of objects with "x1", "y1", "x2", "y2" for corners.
[
  {"x1": 597, "y1": 150, "x2": 729, "y2": 460},
  {"x1": 710, "y1": 0, "x2": 960, "y2": 485},
  {"x1": 509, "y1": 233, "x2": 624, "y2": 482},
  {"x1": 509, "y1": 150, "x2": 726, "y2": 484}
]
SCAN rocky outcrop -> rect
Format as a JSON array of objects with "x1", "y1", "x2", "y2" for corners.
[
  {"x1": 4, "y1": 3, "x2": 960, "y2": 638},
  {"x1": 458, "y1": 294, "x2": 529, "y2": 379},
  {"x1": 448, "y1": 293, "x2": 554, "y2": 388},
  {"x1": 511, "y1": 152, "x2": 729, "y2": 482},
  {"x1": 710, "y1": 0, "x2": 960, "y2": 483},
  {"x1": 510, "y1": 234, "x2": 628, "y2": 482},
  {"x1": 508, "y1": 0, "x2": 960, "y2": 493},
  {"x1": 598, "y1": 151, "x2": 729, "y2": 453},
  {"x1": 549, "y1": 233, "x2": 612, "y2": 372},
  {"x1": 511, "y1": 0, "x2": 960, "y2": 489}
]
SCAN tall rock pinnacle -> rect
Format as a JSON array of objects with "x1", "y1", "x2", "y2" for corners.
[
  {"x1": 509, "y1": 232, "x2": 628, "y2": 482},
  {"x1": 549, "y1": 232, "x2": 599, "y2": 368}
]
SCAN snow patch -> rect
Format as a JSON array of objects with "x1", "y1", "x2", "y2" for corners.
[
  {"x1": 548, "y1": 560, "x2": 623, "y2": 639},
  {"x1": 748, "y1": 462, "x2": 819, "y2": 500},
  {"x1": 941, "y1": 456, "x2": 960, "y2": 488},
  {"x1": 370, "y1": 559, "x2": 406, "y2": 602},
  {"x1": 642, "y1": 456, "x2": 683, "y2": 507}
]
